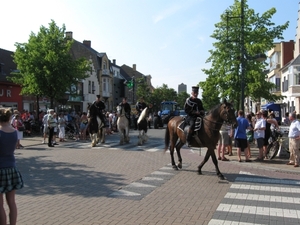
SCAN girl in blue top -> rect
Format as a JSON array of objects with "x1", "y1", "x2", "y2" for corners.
[{"x1": 0, "y1": 108, "x2": 24, "y2": 225}]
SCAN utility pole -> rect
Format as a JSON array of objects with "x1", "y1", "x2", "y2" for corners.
[{"x1": 240, "y1": 0, "x2": 246, "y2": 112}]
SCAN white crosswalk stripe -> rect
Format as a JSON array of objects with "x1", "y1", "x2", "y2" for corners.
[
  {"x1": 58, "y1": 141, "x2": 165, "y2": 152},
  {"x1": 208, "y1": 171, "x2": 300, "y2": 225}
]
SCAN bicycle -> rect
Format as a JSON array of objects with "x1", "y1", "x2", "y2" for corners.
[{"x1": 265, "y1": 129, "x2": 290, "y2": 160}]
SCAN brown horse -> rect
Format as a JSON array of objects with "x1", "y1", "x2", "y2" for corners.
[{"x1": 164, "y1": 99, "x2": 237, "y2": 180}]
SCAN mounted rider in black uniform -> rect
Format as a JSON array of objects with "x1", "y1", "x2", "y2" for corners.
[
  {"x1": 184, "y1": 86, "x2": 205, "y2": 147},
  {"x1": 119, "y1": 97, "x2": 131, "y2": 125},
  {"x1": 93, "y1": 95, "x2": 106, "y2": 128}
]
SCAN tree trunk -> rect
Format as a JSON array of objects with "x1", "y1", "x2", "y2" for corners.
[{"x1": 36, "y1": 95, "x2": 40, "y2": 119}]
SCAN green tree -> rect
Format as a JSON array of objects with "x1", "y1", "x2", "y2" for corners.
[
  {"x1": 200, "y1": 0, "x2": 288, "y2": 111},
  {"x1": 150, "y1": 84, "x2": 177, "y2": 111},
  {"x1": 135, "y1": 77, "x2": 151, "y2": 103},
  {"x1": 177, "y1": 91, "x2": 189, "y2": 109},
  {"x1": 10, "y1": 20, "x2": 90, "y2": 110}
]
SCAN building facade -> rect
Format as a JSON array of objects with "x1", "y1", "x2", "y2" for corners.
[{"x1": 178, "y1": 83, "x2": 187, "y2": 94}]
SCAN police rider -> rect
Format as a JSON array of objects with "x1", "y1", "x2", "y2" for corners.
[
  {"x1": 93, "y1": 95, "x2": 106, "y2": 127},
  {"x1": 119, "y1": 97, "x2": 131, "y2": 125},
  {"x1": 135, "y1": 96, "x2": 147, "y2": 129},
  {"x1": 184, "y1": 86, "x2": 205, "y2": 147}
]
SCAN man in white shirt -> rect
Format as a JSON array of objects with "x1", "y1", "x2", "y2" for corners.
[
  {"x1": 253, "y1": 111, "x2": 266, "y2": 161},
  {"x1": 287, "y1": 112, "x2": 300, "y2": 167},
  {"x1": 42, "y1": 110, "x2": 49, "y2": 144}
]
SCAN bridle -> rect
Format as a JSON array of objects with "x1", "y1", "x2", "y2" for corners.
[{"x1": 201, "y1": 103, "x2": 235, "y2": 131}]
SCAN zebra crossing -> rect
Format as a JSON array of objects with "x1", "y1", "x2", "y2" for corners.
[
  {"x1": 208, "y1": 171, "x2": 300, "y2": 225},
  {"x1": 57, "y1": 139, "x2": 166, "y2": 152}
]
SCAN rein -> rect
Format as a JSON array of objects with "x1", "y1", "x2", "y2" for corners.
[{"x1": 201, "y1": 106, "x2": 234, "y2": 132}]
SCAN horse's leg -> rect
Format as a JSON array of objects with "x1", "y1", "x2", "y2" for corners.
[
  {"x1": 210, "y1": 149, "x2": 224, "y2": 180},
  {"x1": 125, "y1": 127, "x2": 130, "y2": 143},
  {"x1": 91, "y1": 133, "x2": 97, "y2": 147},
  {"x1": 119, "y1": 128, "x2": 124, "y2": 145},
  {"x1": 101, "y1": 128, "x2": 105, "y2": 143},
  {"x1": 169, "y1": 133, "x2": 178, "y2": 170},
  {"x1": 198, "y1": 149, "x2": 211, "y2": 175},
  {"x1": 175, "y1": 141, "x2": 184, "y2": 169}
]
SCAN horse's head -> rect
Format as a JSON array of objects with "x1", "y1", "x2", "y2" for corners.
[
  {"x1": 116, "y1": 105, "x2": 123, "y2": 117},
  {"x1": 220, "y1": 99, "x2": 238, "y2": 128}
]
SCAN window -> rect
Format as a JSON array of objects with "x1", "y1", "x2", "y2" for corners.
[
  {"x1": 88, "y1": 81, "x2": 91, "y2": 93},
  {"x1": 92, "y1": 81, "x2": 95, "y2": 94},
  {"x1": 103, "y1": 78, "x2": 107, "y2": 92},
  {"x1": 293, "y1": 66, "x2": 300, "y2": 85}
]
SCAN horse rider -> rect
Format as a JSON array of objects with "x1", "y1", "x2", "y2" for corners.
[
  {"x1": 135, "y1": 96, "x2": 147, "y2": 129},
  {"x1": 119, "y1": 97, "x2": 131, "y2": 125},
  {"x1": 93, "y1": 95, "x2": 106, "y2": 127},
  {"x1": 184, "y1": 86, "x2": 205, "y2": 147}
]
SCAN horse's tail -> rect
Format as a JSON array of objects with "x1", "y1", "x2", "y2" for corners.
[{"x1": 164, "y1": 123, "x2": 170, "y2": 152}]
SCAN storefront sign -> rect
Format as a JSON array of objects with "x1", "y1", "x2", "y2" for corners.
[{"x1": 0, "y1": 89, "x2": 12, "y2": 97}]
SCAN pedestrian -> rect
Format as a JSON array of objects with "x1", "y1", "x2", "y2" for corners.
[
  {"x1": 0, "y1": 107, "x2": 24, "y2": 225},
  {"x1": 262, "y1": 110, "x2": 279, "y2": 159},
  {"x1": 42, "y1": 110, "x2": 49, "y2": 144},
  {"x1": 246, "y1": 113, "x2": 254, "y2": 158},
  {"x1": 58, "y1": 113, "x2": 66, "y2": 142},
  {"x1": 234, "y1": 110, "x2": 252, "y2": 162},
  {"x1": 47, "y1": 109, "x2": 56, "y2": 147},
  {"x1": 12, "y1": 114, "x2": 25, "y2": 149},
  {"x1": 253, "y1": 111, "x2": 266, "y2": 161},
  {"x1": 79, "y1": 112, "x2": 88, "y2": 140},
  {"x1": 286, "y1": 112, "x2": 300, "y2": 167},
  {"x1": 217, "y1": 122, "x2": 230, "y2": 161},
  {"x1": 52, "y1": 112, "x2": 58, "y2": 145},
  {"x1": 283, "y1": 112, "x2": 290, "y2": 126}
]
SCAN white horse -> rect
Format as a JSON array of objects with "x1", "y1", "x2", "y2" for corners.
[
  {"x1": 137, "y1": 107, "x2": 149, "y2": 145},
  {"x1": 116, "y1": 105, "x2": 130, "y2": 145}
]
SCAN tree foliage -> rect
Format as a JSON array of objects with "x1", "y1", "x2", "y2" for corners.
[
  {"x1": 199, "y1": 0, "x2": 289, "y2": 111},
  {"x1": 150, "y1": 84, "x2": 177, "y2": 110},
  {"x1": 177, "y1": 91, "x2": 189, "y2": 109},
  {"x1": 10, "y1": 20, "x2": 90, "y2": 108}
]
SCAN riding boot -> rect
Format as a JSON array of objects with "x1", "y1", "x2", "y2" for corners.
[{"x1": 186, "y1": 130, "x2": 193, "y2": 147}]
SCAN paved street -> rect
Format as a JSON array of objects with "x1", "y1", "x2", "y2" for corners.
[{"x1": 9, "y1": 129, "x2": 300, "y2": 224}]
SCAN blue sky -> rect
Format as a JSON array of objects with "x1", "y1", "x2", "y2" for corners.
[{"x1": 1, "y1": 0, "x2": 298, "y2": 95}]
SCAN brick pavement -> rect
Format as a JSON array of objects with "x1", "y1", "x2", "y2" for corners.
[{"x1": 8, "y1": 131, "x2": 300, "y2": 225}]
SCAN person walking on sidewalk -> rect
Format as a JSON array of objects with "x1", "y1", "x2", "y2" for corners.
[
  {"x1": 234, "y1": 110, "x2": 252, "y2": 162},
  {"x1": 287, "y1": 112, "x2": 300, "y2": 167},
  {"x1": 0, "y1": 108, "x2": 24, "y2": 225}
]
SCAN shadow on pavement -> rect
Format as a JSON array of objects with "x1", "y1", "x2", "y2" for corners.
[{"x1": 17, "y1": 156, "x2": 127, "y2": 197}]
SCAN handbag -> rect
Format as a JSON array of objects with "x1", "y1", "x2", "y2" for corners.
[{"x1": 18, "y1": 126, "x2": 25, "y2": 132}]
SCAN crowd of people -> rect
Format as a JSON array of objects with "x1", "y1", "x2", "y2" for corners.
[{"x1": 214, "y1": 109, "x2": 300, "y2": 168}]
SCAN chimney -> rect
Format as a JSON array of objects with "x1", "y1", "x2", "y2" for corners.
[
  {"x1": 65, "y1": 31, "x2": 73, "y2": 39},
  {"x1": 113, "y1": 59, "x2": 116, "y2": 64},
  {"x1": 83, "y1": 40, "x2": 91, "y2": 48},
  {"x1": 133, "y1": 64, "x2": 136, "y2": 71}
]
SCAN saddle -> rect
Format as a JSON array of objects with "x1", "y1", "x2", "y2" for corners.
[{"x1": 178, "y1": 117, "x2": 203, "y2": 147}]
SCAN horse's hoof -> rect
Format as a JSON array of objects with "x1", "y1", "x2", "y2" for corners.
[
  {"x1": 178, "y1": 163, "x2": 182, "y2": 169},
  {"x1": 172, "y1": 165, "x2": 178, "y2": 170},
  {"x1": 218, "y1": 174, "x2": 225, "y2": 180}
]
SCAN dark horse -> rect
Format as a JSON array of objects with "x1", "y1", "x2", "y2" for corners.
[
  {"x1": 164, "y1": 99, "x2": 237, "y2": 180},
  {"x1": 87, "y1": 103, "x2": 105, "y2": 147}
]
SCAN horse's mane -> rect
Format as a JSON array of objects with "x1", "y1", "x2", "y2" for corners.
[{"x1": 206, "y1": 103, "x2": 223, "y2": 117}]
